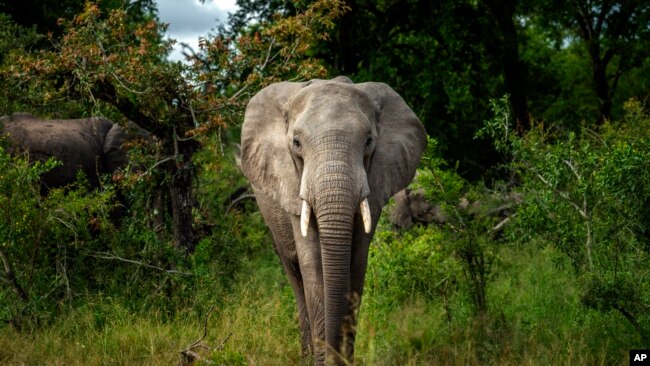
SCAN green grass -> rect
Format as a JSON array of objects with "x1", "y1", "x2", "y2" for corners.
[
  {"x1": 354, "y1": 242, "x2": 634, "y2": 365},
  {"x1": 0, "y1": 242, "x2": 637, "y2": 365},
  {"x1": 0, "y1": 252, "x2": 300, "y2": 365}
]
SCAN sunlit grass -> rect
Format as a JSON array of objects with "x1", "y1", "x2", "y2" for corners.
[{"x1": 0, "y1": 309, "x2": 198, "y2": 365}]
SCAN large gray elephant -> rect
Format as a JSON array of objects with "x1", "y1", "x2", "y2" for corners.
[
  {"x1": 241, "y1": 76, "x2": 427, "y2": 364},
  {"x1": 1, "y1": 113, "x2": 147, "y2": 190}
]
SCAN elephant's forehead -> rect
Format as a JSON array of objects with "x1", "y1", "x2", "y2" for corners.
[
  {"x1": 293, "y1": 97, "x2": 374, "y2": 131},
  {"x1": 292, "y1": 112, "x2": 372, "y2": 144},
  {"x1": 290, "y1": 83, "x2": 375, "y2": 116}
]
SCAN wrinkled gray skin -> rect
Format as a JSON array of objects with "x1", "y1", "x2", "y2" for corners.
[
  {"x1": 241, "y1": 77, "x2": 426, "y2": 365},
  {"x1": 1, "y1": 113, "x2": 147, "y2": 189},
  {"x1": 389, "y1": 188, "x2": 445, "y2": 228}
]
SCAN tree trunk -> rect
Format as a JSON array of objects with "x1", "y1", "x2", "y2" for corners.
[
  {"x1": 573, "y1": 4, "x2": 614, "y2": 123},
  {"x1": 484, "y1": 0, "x2": 530, "y2": 133},
  {"x1": 168, "y1": 137, "x2": 199, "y2": 253},
  {"x1": 589, "y1": 47, "x2": 612, "y2": 123},
  {"x1": 94, "y1": 79, "x2": 201, "y2": 254}
]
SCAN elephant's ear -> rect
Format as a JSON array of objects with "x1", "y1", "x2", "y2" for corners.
[
  {"x1": 356, "y1": 82, "x2": 427, "y2": 209},
  {"x1": 103, "y1": 121, "x2": 128, "y2": 173},
  {"x1": 241, "y1": 81, "x2": 308, "y2": 216}
]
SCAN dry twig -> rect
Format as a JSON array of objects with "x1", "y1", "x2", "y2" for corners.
[
  {"x1": 178, "y1": 304, "x2": 232, "y2": 366},
  {"x1": 89, "y1": 251, "x2": 193, "y2": 276}
]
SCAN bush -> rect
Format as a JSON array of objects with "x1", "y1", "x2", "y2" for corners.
[
  {"x1": 482, "y1": 97, "x2": 650, "y2": 343},
  {"x1": 0, "y1": 141, "x2": 116, "y2": 327}
]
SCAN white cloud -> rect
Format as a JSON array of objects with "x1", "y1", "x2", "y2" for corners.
[{"x1": 156, "y1": 0, "x2": 239, "y2": 62}]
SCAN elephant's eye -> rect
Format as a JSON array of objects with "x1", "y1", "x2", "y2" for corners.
[
  {"x1": 365, "y1": 136, "x2": 373, "y2": 148},
  {"x1": 292, "y1": 137, "x2": 301, "y2": 149}
]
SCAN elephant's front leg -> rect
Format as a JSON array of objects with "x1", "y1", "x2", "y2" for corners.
[
  {"x1": 277, "y1": 252, "x2": 312, "y2": 358},
  {"x1": 252, "y1": 192, "x2": 312, "y2": 357}
]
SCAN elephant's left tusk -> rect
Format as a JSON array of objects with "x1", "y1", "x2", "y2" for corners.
[
  {"x1": 301, "y1": 200, "x2": 311, "y2": 237},
  {"x1": 360, "y1": 198, "x2": 372, "y2": 234}
]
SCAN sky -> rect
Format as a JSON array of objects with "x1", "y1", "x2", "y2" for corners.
[{"x1": 155, "y1": 0, "x2": 239, "y2": 62}]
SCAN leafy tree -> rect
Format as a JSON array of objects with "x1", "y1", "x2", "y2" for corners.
[
  {"x1": 532, "y1": 0, "x2": 650, "y2": 123},
  {"x1": 0, "y1": 0, "x2": 349, "y2": 328},
  {"x1": 482, "y1": 0, "x2": 530, "y2": 132},
  {"x1": 0, "y1": 0, "x2": 157, "y2": 47},
  {"x1": 330, "y1": 0, "x2": 508, "y2": 179},
  {"x1": 2, "y1": 0, "x2": 348, "y2": 253},
  {"x1": 4, "y1": 3, "x2": 201, "y2": 250},
  {"x1": 225, "y1": 0, "x2": 650, "y2": 179}
]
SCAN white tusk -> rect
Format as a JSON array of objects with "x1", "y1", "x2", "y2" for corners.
[
  {"x1": 360, "y1": 198, "x2": 372, "y2": 234},
  {"x1": 301, "y1": 200, "x2": 311, "y2": 237}
]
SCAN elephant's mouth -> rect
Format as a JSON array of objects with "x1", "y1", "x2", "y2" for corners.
[{"x1": 300, "y1": 197, "x2": 372, "y2": 237}]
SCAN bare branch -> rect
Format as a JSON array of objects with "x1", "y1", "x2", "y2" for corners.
[
  {"x1": 229, "y1": 84, "x2": 250, "y2": 101},
  {"x1": 89, "y1": 251, "x2": 193, "y2": 276},
  {"x1": 188, "y1": 100, "x2": 199, "y2": 128},
  {"x1": 534, "y1": 172, "x2": 587, "y2": 218},
  {"x1": 173, "y1": 126, "x2": 180, "y2": 157},
  {"x1": 188, "y1": 304, "x2": 216, "y2": 351},
  {"x1": 49, "y1": 216, "x2": 79, "y2": 240},
  {"x1": 111, "y1": 72, "x2": 146, "y2": 94},
  {"x1": 563, "y1": 159, "x2": 581, "y2": 181},
  {"x1": 146, "y1": 155, "x2": 180, "y2": 173},
  {"x1": 259, "y1": 37, "x2": 277, "y2": 71},
  {"x1": 584, "y1": 127, "x2": 608, "y2": 148},
  {"x1": 490, "y1": 214, "x2": 516, "y2": 234},
  {"x1": 226, "y1": 193, "x2": 256, "y2": 214}
]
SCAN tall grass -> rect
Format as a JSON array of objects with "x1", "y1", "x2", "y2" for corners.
[
  {"x1": 0, "y1": 251, "x2": 299, "y2": 365},
  {"x1": 0, "y1": 241, "x2": 635, "y2": 365},
  {"x1": 353, "y1": 242, "x2": 632, "y2": 366}
]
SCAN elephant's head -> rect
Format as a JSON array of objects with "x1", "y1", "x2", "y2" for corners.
[
  {"x1": 103, "y1": 119, "x2": 152, "y2": 173},
  {"x1": 240, "y1": 76, "x2": 426, "y2": 360}
]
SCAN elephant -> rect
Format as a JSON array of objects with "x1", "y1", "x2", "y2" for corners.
[
  {"x1": 240, "y1": 76, "x2": 427, "y2": 364},
  {"x1": 0, "y1": 112, "x2": 149, "y2": 190},
  {"x1": 389, "y1": 188, "x2": 446, "y2": 228}
]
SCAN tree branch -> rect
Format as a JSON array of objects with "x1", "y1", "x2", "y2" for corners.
[
  {"x1": 573, "y1": 4, "x2": 592, "y2": 41},
  {"x1": 92, "y1": 80, "x2": 161, "y2": 135},
  {"x1": 89, "y1": 251, "x2": 193, "y2": 276},
  {"x1": 226, "y1": 193, "x2": 256, "y2": 214},
  {"x1": 602, "y1": 48, "x2": 616, "y2": 68},
  {"x1": 179, "y1": 304, "x2": 232, "y2": 366},
  {"x1": 0, "y1": 249, "x2": 28, "y2": 301},
  {"x1": 534, "y1": 172, "x2": 587, "y2": 218},
  {"x1": 594, "y1": 0, "x2": 612, "y2": 36}
]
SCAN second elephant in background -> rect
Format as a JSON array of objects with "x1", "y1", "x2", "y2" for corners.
[{"x1": 1, "y1": 113, "x2": 150, "y2": 190}]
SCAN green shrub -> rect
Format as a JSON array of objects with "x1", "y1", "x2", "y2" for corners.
[
  {"x1": 0, "y1": 142, "x2": 116, "y2": 327},
  {"x1": 482, "y1": 97, "x2": 650, "y2": 343}
]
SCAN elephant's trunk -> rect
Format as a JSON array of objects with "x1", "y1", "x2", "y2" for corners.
[
  {"x1": 308, "y1": 153, "x2": 367, "y2": 363},
  {"x1": 316, "y1": 189, "x2": 354, "y2": 363}
]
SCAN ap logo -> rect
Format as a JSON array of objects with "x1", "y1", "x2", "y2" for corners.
[{"x1": 630, "y1": 350, "x2": 649, "y2": 365}]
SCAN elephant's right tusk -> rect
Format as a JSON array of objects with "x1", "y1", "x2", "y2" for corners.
[
  {"x1": 300, "y1": 200, "x2": 311, "y2": 237},
  {"x1": 360, "y1": 198, "x2": 372, "y2": 233}
]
